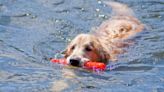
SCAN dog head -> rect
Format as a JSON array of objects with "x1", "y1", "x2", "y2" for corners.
[{"x1": 64, "y1": 34, "x2": 110, "y2": 67}]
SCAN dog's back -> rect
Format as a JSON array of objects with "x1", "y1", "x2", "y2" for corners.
[
  {"x1": 94, "y1": 1, "x2": 144, "y2": 60},
  {"x1": 96, "y1": 1, "x2": 144, "y2": 40}
]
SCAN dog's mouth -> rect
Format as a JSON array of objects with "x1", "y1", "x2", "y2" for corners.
[{"x1": 66, "y1": 57, "x2": 89, "y2": 67}]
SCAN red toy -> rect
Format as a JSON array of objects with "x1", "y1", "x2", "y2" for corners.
[
  {"x1": 50, "y1": 58, "x2": 106, "y2": 71},
  {"x1": 51, "y1": 58, "x2": 67, "y2": 65}
]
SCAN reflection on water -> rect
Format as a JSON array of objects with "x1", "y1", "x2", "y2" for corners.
[{"x1": 0, "y1": 0, "x2": 164, "y2": 92}]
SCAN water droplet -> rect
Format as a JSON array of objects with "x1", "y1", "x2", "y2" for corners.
[
  {"x1": 96, "y1": 9, "x2": 100, "y2": 12},
  {"x1": 99, "y1": 14, "x2": 105, "y2": 17},
  {"x1": 98, "y1": 14, "x2": 107, "y2": 19},
  {"x1": 158, "y1": 15, "x2": 161, "y2": 18},
  {"x1": 97, "y1": 1, "x2": 102, "y2": 4},
  {"x1": 25, "y1": 13, "x2": 31, "y2": 16},
  {"x1": 81, "y1": 8, "x2": 85, "y2": 11},
  {"x1": 67, "y1": 38, "x2": 71, "y2": 42},
  {"x1": 55, "y1": 19, "x2": 60, "y2": 23},
  {"x1": 31, "y1": 15, "x2": 37, "y2": 19}
]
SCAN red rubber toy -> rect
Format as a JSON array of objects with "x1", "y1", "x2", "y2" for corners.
[
  {"x1": 50, "y1": 58, "x2": 106, "y2": 70},
  {"x1": 51, "y1": 58, "x2": 67, "y2": 65}
]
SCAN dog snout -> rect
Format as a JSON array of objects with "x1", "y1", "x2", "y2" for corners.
[{"x1": 69, "y1": 58, "x2": 81, "y2": 67}]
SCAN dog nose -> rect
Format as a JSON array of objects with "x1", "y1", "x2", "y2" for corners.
[{"x1": 70, "y1": 58, "x2": 80, "y2": 66}]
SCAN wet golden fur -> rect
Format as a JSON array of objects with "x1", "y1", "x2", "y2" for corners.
[{"x1": 64, "y1": 1, "x2": 144, "y2": 65}]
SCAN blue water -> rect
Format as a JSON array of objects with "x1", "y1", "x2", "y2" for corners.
[{"x1": 0, "y1": 0, "x2": 164, "y2": 92}]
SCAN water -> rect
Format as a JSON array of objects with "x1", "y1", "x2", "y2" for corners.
[{"x1": 0, "y1": 0, "x2": 164, "y2": 92}]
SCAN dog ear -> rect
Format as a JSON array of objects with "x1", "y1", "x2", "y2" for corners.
[
  {"x1": 61, "y1": 49, "x2": 66, "y2": 54},
  {"x1": 99, "y1": 49, "x2": 110, "y2": 64},
  {"x1": 63, "y1": 45, "x2": 74, "y2": 58},
  {"x1": 63, "y1": 48, "x2": 70, "y2": 58},
  {"x1": 95, "y1": 44, "x2": 111, "y2": 64}
]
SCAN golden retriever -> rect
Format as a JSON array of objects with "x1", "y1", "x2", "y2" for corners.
[{"x1": 64, "y1": 1, "x2": 144, "y2": 67}]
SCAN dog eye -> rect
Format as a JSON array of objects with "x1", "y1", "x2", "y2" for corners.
[
  {"x1": 71, "y1": 45, "x2": 75, "y2": 50},
  {"x1": 85, "y1": 46, "x2": 92, "y2": 52}
]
